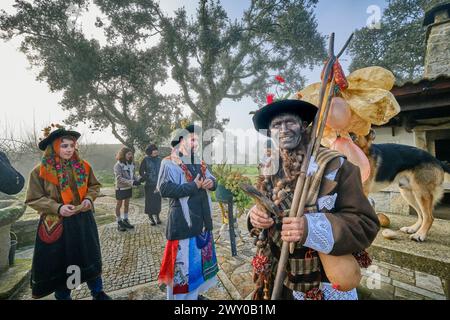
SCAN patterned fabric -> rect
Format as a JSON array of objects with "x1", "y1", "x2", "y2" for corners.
[
  {"x1": 284, "y1": 249, "x2": 322, "y2": 292},
  {"x1": 180, "y1": 161, "x2": 207, "y2": 182},
  {"x1": 37, "y1": 214, "x2": 63, "y2": 244},
  {"x1": 318, "y1": 193, "x2": 338, "y2": 211},
  {"x1": 304, "y1": 212, "x2": 334, "y2": 254},
  {"x1": 158, "y1": 233, "x2": 218, "y2": 296},
  {"x1": 252, "y1": 149, "x2": 344, "y2": 296},
  {"x1": 158, "y1": 240, "x2": 179, "y2": 289},
  {"x1": 293, "y1": 282, "x2": 358, "y2": 300},
  {"x1": 39, "y1": 138, "x2": 90, "y2": 205},
  {"x1": 200, "y1": 232, "x2": 219, "y2": 281}
]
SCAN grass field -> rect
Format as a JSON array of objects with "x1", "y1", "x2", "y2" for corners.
[
  {"x1": 228, "y1": 164, "x2": 259, "y2": 176},
  {"x1": 95, "y1": 169, "x2": 115, "y2": 187}
]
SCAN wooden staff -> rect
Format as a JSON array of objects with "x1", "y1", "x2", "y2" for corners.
[{"x1": 271, "y1": 32, "x2": 354, "y2": 300}]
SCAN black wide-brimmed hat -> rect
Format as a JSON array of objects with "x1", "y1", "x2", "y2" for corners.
[
  {"x1": 170, "y1": 124, "x2": 202, "y2": 147},
  {"x1": 38, "y1": 128, "x2": 81, "y2": 151},
  {"x1": 252, "y1": 99, "x2": 318, "y2": 135}
]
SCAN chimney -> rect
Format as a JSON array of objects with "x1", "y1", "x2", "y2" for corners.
[{"x1": 423, "y1": 0, "x2": 450, "y2": 78}]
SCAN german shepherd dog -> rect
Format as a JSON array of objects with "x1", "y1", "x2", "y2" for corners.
[{"x1": 350, "y1": 130, "x2": 450, "y2": 242}]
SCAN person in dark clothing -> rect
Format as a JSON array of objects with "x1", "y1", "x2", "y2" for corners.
[
  {"x1": 0, "y1": 150, "x2": 24, "y2": 195},
  {"x1": 139, "y1": 144, "x2": 162, "y2": 225}
]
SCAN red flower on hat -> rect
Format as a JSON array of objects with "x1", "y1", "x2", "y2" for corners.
[
  {"x1": 266, "y1": 94, "x2": 275, "y2": 104},
  {"x1": 275, "y1": 75, "x2": 285, "y2": 83}
]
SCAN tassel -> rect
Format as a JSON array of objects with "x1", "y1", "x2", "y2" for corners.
[{"x1": 263, "y1": 279, "x2": 270, "y2": 300}]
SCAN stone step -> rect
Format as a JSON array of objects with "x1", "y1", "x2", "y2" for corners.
[
  {"x1": 368, "y1": 214, "x2": 449, "y2": 277},
  {"x1": 0, "y1": 259, "x2": 32, "y2": 299},
  {"x1": 367, "y1": 213, "x2": 450, "y2": 298}
]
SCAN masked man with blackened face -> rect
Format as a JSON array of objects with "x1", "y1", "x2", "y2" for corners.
[{"x1": 248, "y1": 99, "x2": 380, "y2": 300}]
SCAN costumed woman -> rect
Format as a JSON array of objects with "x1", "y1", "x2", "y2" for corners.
[{"x1": 25, "y1": 125, "x2": 111, "y2": 300}]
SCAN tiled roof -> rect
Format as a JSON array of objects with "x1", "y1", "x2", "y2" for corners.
[{"x1": 394, "y1": 74, "x2": 450, "y2": 88}]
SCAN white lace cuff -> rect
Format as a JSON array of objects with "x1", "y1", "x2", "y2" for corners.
[{"x1": 304, "y1": 212, "x2": 334, "y2": 254}]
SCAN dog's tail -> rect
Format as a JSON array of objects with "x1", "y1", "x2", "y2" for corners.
[{"x1": 440, "y1": 161, "x2": 450, "y2": 174}]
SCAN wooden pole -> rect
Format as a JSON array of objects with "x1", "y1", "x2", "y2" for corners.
[{"x1": 270, "y1": 33, "x2": 353, "y2": 300}]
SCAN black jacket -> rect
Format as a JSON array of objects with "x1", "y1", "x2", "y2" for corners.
[
  {"x1": 158, "y1": 158, "x2": 217, "y2": 240},
  {"x1": 139, "y1": 156, "x2": 161, "y2": 186}
]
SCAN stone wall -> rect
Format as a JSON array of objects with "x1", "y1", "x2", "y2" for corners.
[
  {"x1": 358, "y1": 259, "x2": 447, "y2": 300},
  {"x1": 374, "y1": 127, "x2": 415, "y2": 146},
  {"x1": 424, "y1": 9, "x2": 450, "y2": 79},
  {"x1": 369, "y1": 190, "x2": 411, "y2": 216},
  {"x1": 10, "y1": 214, "x2": 39, "y2": 249}
]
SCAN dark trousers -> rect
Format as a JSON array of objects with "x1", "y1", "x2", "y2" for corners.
[
  {"x1": 144, "y1": 184, "x2": 161, "y2": 216},
  {"x1": 54, "y1": 276, "x2": 104, "y2": 300}
]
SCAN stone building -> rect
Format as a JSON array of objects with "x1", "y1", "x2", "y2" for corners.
[{"x1": 371, "y1": 0, "x2": 450, "y2": 219}]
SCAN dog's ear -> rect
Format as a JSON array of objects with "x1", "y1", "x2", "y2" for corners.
[{"x1": 367, "y1": 129, "x2": 376, "y2": 142}]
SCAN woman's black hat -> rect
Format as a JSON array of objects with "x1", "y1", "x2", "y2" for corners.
[{"x1": 38, "y1": 127, "x2": 81, "y2": 151}]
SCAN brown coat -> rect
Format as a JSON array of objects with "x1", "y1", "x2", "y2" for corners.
[
  {"x1": 249, "y1": 154, "x2": 379, "y2": 255},
  {"x1": 25, "y1": 164, "x2": 101, "y2": 216},
  {"x1": 248, "y1": 152, "x2": 380, "y2": 295},
  {"x1": 298, "y1": 157, "x2": 380, "y2": 255}
]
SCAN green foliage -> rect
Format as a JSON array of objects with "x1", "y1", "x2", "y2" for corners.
[
  {"x1": 1, "y1": 0, "x2": 326, "y2": 147},
  {"x1": 211, "y1": 163, "x2": 253, "y2": 211},
  {"x1": 94, "y1": 169, "x2": 115, "y2": 186},
  {"x1": 348, "y1": 0, "x2": 429, "y2": 82},
  {"x1": 230, "y1": 165, "x2": 259, "y2": 176},
  {"x1": 0, "y1": 0, "x2": 182, "y2": 151},
  {"x1": 157, "y1": 0, "x2": 326, "y2": 129}
]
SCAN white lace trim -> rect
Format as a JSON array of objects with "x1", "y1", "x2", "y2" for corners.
[
  {"x1": 304, "y1": 212, "x2": 334, "y2": 254},
  {"x1": 293, "y1": 282, "x2": 358, "y2": 300},
  {"x1": 318, "y1": 193, "x2": 338, "y2": 211}
]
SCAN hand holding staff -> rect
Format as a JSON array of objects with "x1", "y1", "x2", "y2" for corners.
[{"x1": 271, "y1": 32, "x2": 354, "y2": 300}]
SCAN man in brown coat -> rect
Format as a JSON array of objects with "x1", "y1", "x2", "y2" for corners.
[{"x1": 248, "y1": 99, "x2": 380, "y2": 300}]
